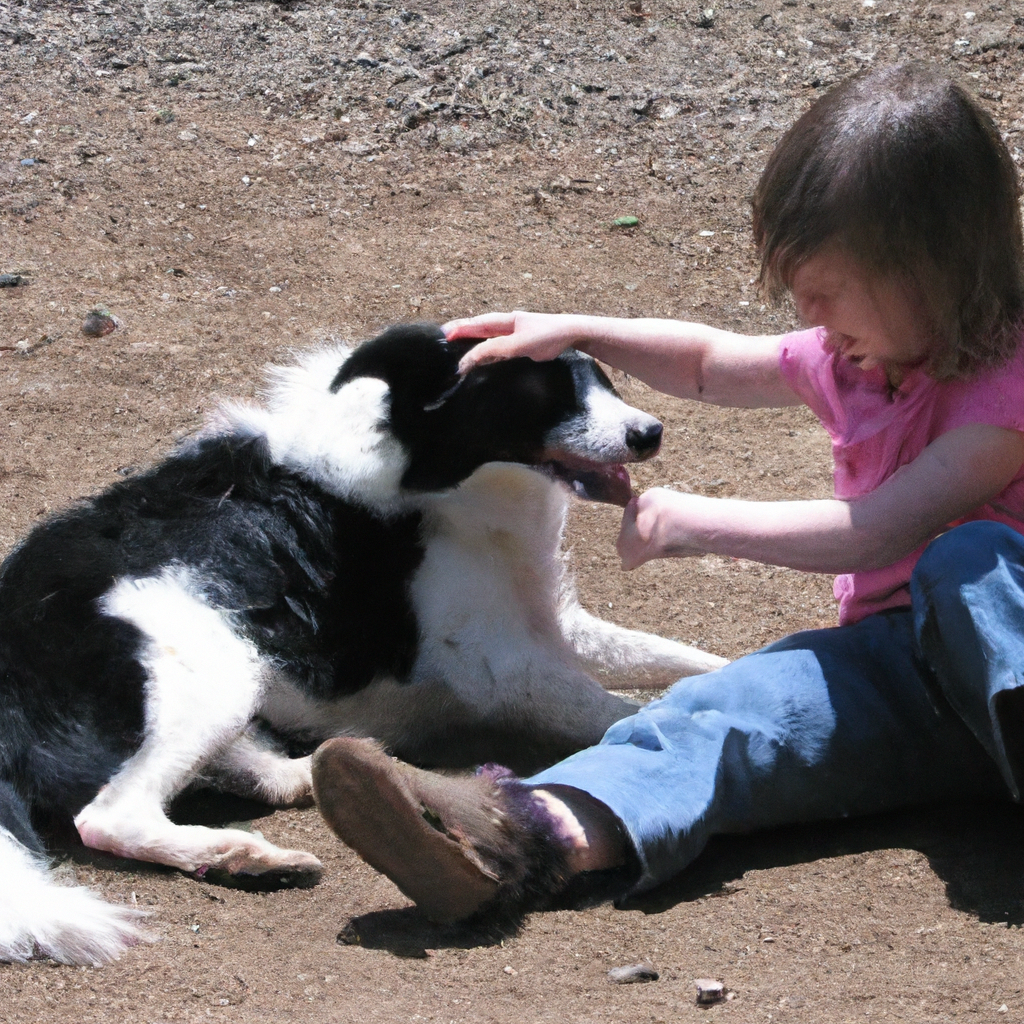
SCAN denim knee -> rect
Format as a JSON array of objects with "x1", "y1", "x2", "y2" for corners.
[{"x1": 913, "y1": 521, "x2": 1024, "y2": 598}]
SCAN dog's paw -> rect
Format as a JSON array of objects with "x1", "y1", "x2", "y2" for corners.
[{"x1": 198, "y1": 835, "x2": 323, "y2": 879}]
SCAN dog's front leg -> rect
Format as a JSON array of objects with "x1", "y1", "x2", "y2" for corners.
[{"x1": 558, "y1": 589, "x2": 728, "y2": 689}]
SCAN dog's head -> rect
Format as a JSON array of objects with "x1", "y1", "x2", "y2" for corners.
[{"x1": 328, "y1": 323, "x2": 662, "y2": 506}]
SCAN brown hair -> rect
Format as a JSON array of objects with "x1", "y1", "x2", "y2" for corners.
[{"x1": 752, "y1": 63, "x2": 1024, "y2": 379}]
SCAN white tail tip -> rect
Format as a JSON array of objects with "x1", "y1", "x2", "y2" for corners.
[{"x1": 0, "y1": 828, "x2": 150, "y2": 966}]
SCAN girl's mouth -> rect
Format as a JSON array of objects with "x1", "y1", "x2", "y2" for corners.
[
  {"x1": 823, "y1": 330, "x2": 871, "y2": 366},
  {"x1": 823, "y1": 329, "x2": 856, "y2": 355}
]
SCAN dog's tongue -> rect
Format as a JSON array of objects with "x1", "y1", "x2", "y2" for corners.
[{"x1": 568, "y1": 464, "x2": 634, "y2": 506}]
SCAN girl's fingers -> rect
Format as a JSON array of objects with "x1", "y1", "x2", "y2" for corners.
[
  {"x1": 456, "y1": 337, "x2": 522, "y2": 375},
  {"x1": 442, "y1": 312, "x2": 518, "y2": 340}
]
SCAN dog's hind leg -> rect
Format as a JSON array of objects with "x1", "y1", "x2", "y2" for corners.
[
  {"x1": 205, "y1": 730, "x2": 314, "y2": 809},
  {"x1": 73, "y1": 573, "x2": 321, "y2": 879}
]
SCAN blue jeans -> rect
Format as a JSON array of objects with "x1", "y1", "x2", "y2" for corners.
[{"x1": 528, "y1": 521, "x2": 1024, "y2": 895}]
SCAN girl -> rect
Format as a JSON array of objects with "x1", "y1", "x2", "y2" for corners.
[{"x1": 311, "y1": 63, "x2": 1024, "y2": 924}]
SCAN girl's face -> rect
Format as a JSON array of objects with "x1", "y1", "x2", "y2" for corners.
[{"x1": 790, "y1": 246, "x2": 934, "y2": 383}]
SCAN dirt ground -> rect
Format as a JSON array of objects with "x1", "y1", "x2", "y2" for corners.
[{"x1": 3, "y1": 0, "x2": 1024, "y2": 1020}]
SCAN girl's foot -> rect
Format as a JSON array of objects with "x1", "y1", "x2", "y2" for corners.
[{"x1": 311, "y1": 738, "x2": 627, "y2": 923}]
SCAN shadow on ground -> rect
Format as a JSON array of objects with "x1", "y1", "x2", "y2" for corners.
[
  {"x1": 337, "y1": 908, "x2": 515, "y2": 958},
  {"x1": 623, "y1": 799, "x2": 1024, "y2": 927}
]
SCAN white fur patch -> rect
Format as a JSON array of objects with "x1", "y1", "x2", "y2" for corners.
[
  {"x1": 219, "y1": 345, "x2": 409, "y2": 511},
  {"x1": 0, "y1": 828, "x2": 146, "y2": 966},
  {"x1": 544, "y1": 378, "x2": 662, "y2": 461}
]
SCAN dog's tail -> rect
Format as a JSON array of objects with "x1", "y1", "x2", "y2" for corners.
[{"x1": 0, "y1": 780, "x2": 147, "y2": 965}]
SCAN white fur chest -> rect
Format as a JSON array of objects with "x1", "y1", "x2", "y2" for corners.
[{"x1": 408, "y1": 464, "x2": 574, "y2": 708}]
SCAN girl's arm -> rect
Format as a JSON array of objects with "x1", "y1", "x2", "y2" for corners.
[
  {"x1": 445, "y1": 310, "x2": 802, "y2": 408},
  {"x1": 618, "y1": 423, "x2": 1024, "y2": 572}
]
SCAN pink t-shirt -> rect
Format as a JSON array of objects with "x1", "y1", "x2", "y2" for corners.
[{"x1": 779, "y1": 327, "x2": 1024, "y2": 624}]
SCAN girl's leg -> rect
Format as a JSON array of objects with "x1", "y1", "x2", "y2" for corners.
[
  {"x1": 528, "y1": 608, "x2": 1005, "y2": 896},
  {"x1": 911, "y1": 520, "x2": 1024, "y2": 798},
  {"x1": 312, "y1": 605, "x2": 1005, "y2": 921}
]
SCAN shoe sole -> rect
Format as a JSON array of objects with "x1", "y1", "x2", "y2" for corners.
[{"x1": 311, "y1": 738, "x2": 500, "y2": 923}]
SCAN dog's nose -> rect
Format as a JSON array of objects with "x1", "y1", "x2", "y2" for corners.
[{"x1": 626, "y1": 421, "x2": 663, "y2": 457}]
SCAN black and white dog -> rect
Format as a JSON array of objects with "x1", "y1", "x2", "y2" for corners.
[{"x1": 0, "y1": 323, "x2": 724, "y2": 965}]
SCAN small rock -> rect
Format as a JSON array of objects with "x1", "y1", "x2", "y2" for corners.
[
  {"x1": 178, "y1": 130, "x2": 197, "y2": 142},
  {"x1": 20, "y1": 158, "x2": 36, "y2": 167},
  {"x1": 695, "y1": 978, "x2": 726, "y2": 1005},
  {"x1": 608, "y1": 963, "x2": 659, "y2": 985},
  {"x1": 694, "y1": 8, "x2": 715, "y2": 28},
  {"x1": 502, "y1": 965, "x2": 517, "y2": 976},
  {"x1": 81, "y1": 311, "x2": 117, "y2": 337},
  {"x1": 0, "y1": 274, "x2": 28, "y2": 288}
]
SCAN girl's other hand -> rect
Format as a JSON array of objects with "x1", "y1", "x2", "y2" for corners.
[
  {"x1": 617, "y1": 489, "x2": 710, "y2": 570},
  {"x1": 444, "y1": 311, "x2": 589, "y2": 375}
]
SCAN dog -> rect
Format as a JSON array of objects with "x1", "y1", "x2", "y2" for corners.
[{"x1": 0, "y1": 322, "x2": 725, "y2": 965}]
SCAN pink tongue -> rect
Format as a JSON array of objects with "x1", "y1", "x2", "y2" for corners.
[
  {"x1": 573, "y1": 464, "x2": 633, "y2": 506},
  {"x1": 604, "y1": 465, "x2": 635, "y2": 506}
]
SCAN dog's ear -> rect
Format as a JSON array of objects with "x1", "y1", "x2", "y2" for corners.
[{"x1": 329, "y1": 323, "x2": 460, "y2": 405}]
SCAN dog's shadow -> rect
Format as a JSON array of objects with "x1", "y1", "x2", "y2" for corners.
[{"x1": 622, "y1": 798, "x2": 1024, "y2": 926}]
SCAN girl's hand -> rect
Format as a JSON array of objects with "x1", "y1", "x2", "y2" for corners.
[
  {"x1": 443, "y1": 311, "x2": 591, "y2": 375},
  {"x1": 617, "y1": 489, "x2": 710, "y2": 570}
]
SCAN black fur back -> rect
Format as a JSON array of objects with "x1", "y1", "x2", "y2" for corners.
[{"x1": 0, "y1": 432, "x2": 425, "y2": 819}]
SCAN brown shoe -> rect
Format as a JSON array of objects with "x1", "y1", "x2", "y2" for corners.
[{"x1": 311, "y1": 738, "x2": 572, "y2": 923}]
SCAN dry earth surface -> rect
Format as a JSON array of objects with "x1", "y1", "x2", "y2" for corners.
[{"x1": 2, "y1": 0, "x2": 1024, "y2": 1021}]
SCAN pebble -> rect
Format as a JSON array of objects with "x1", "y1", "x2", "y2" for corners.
[
  {"x1": 20, "y1": 158, "x2": 36, "y2": 167},
  {"x1": 81, "y1": 311, "x2": 117, "y2": 337},
  {"x1": 607, "y1": 963, "x2": 659, "y2": 984},
  {"x1": 0, "y1": 273, "x2": 28, "y2": 288},
  {"x1": 694, "y1": 978, "x2": 726, "y2": 1005}
]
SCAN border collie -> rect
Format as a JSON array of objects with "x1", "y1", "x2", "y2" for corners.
[{"x1": 0, "y1": 323, "x2": 725, "y2": 965}]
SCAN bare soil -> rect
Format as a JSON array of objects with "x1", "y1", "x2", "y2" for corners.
[{"x1": 2, "y1": 1, "x2": 1024, "y2": 1020}]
